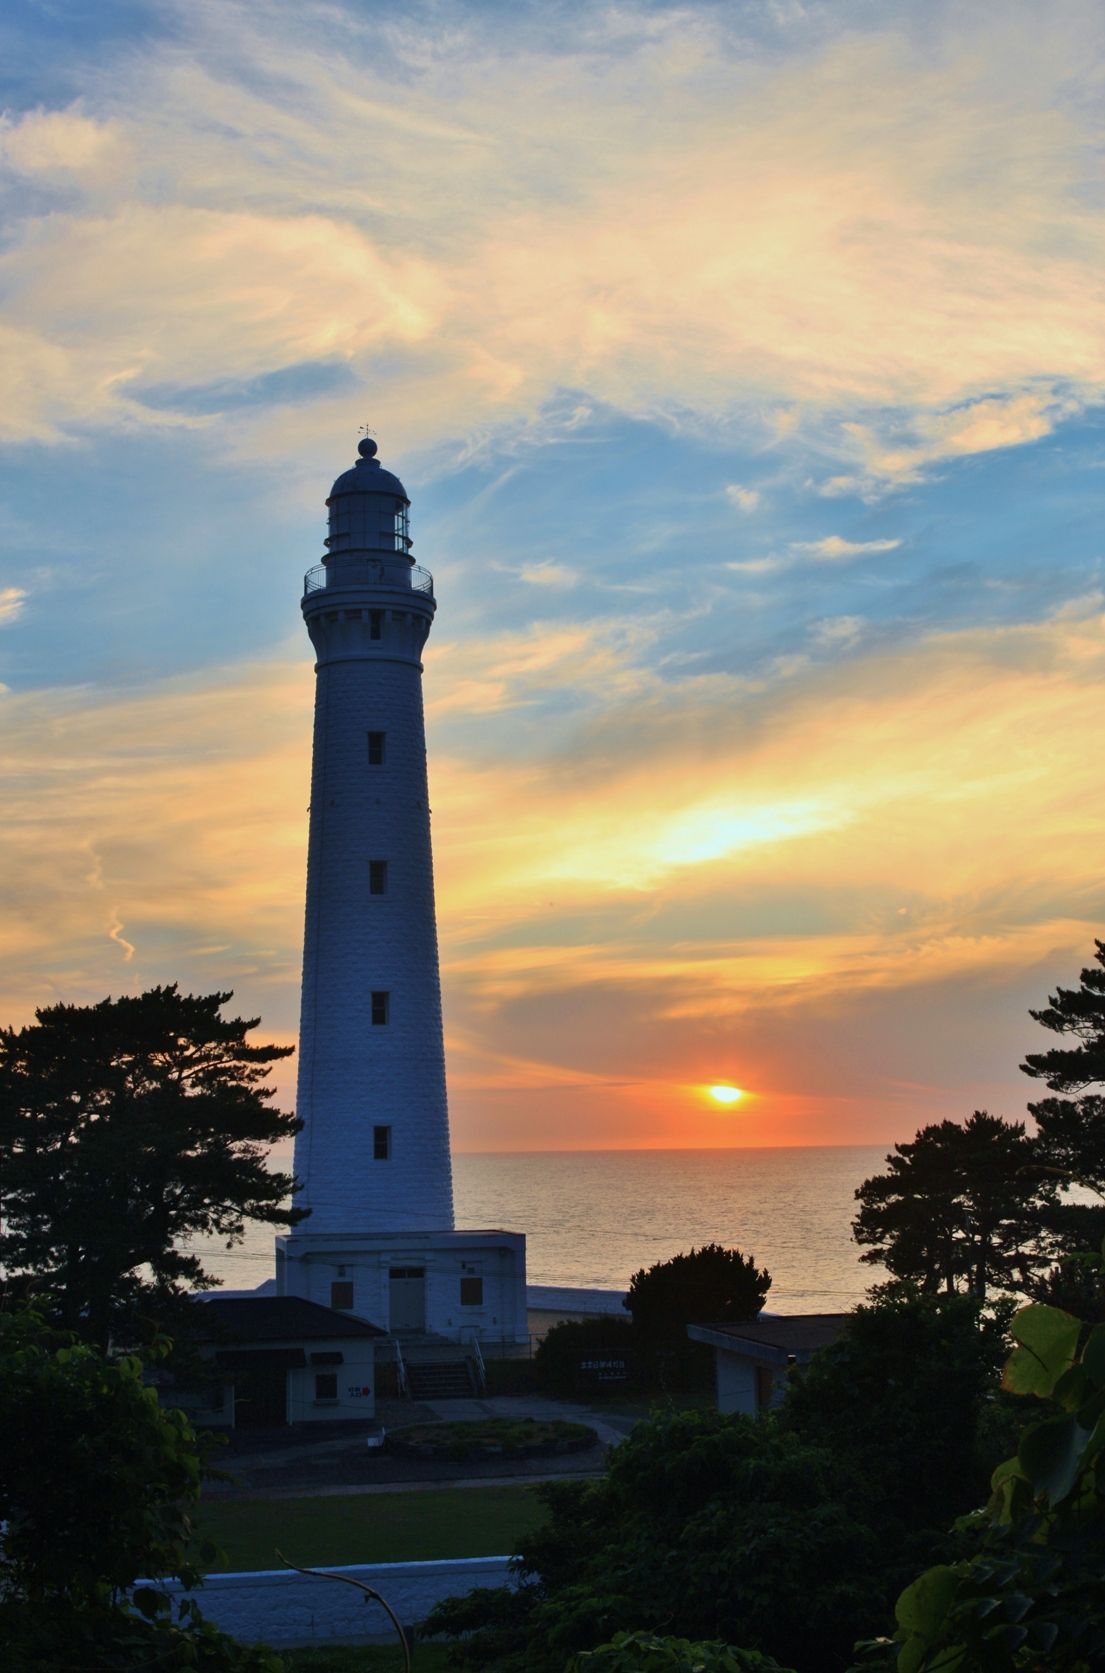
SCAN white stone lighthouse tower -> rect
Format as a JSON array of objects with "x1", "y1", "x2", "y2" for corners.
[
  {"x1": 293, "y1": 436, "x2": 453, "y2": 1234},
  {"x1": 277, "y1": 439, "x2": 526, "y2": 1349}
]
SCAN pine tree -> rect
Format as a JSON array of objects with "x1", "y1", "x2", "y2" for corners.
[
  {"x1": 0, "y1": 985, "x2": 305, "y2": 1347},
  {"x1": 852, "y1": 1111, "x2": 1055, "y2": 1297},
  {"x1": 1022, "y1": 937, "x2": 1105, "y2": 1200}
]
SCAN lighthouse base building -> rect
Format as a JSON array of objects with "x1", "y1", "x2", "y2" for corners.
[{"x1": 276, "y1": 1228, "x2": 527, "y2": 1346}]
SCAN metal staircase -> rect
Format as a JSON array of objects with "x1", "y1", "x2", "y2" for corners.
[{"x1": 388, "y1": 1332, "x2": 484, "y2": 1401}]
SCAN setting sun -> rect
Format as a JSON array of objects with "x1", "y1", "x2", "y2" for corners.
[{"x1": 707, "y1": 1084, "x2": 745, "y2": 1106}]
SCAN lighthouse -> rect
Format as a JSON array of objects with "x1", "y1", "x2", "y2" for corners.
[
  {"x1": 293, "y1": 436, "x2": 453, "y2": 1235},
  {"x1": 277, "y1": 440, "x2": 527, "y2": 1350}
]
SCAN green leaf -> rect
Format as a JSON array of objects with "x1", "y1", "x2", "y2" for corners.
[
  {"x1": 1051, "y1": 1365, "x2": 1090, "y2": 1411},
  {"x1": 1017, "y1": 1412, "x2": 1092, "y2": 1504},
  {"x1": 1003, "y1": 1306, "x2": 1081, "y2": 1397},
  {"x1": 1027, "y1": 1619, "x2": 1059, "y2": 1653},
  {"x1": 896, "y1": 1566, "x2": 958, "y2": 1637},
  {"x1": 1082, "y1": 1324, "x2": 1105, "y2": 1387}
]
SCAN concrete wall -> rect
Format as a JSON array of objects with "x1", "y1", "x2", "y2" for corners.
[
  {"x1": 155, "y1": 1556, "x2": 514, "y2": 1646},
  {"x1": 715, "y1": 1346, "x2": 758, "y2": 1416},
  {"x1": 287, "y1": 1340, "x2": 376, "y2": 1423},
  {"x1": 279, "y1": 1229, "x2": 529, "y2": 1344}
]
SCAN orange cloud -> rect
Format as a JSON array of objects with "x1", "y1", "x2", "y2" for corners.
[{"x1": 4, "y1": 597, "x2": 1103, "y2": 1147}]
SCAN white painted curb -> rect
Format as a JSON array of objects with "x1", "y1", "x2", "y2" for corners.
[{"x1": 150, "y1": 1556, "x2": 515, "y2": 1645}]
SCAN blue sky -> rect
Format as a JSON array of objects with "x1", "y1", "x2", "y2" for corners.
[{"x1": 2, "y1": 0, "x2": 1104, "y2": 1149}]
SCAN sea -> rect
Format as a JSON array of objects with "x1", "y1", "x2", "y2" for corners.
[{"x1": 196, "y1": 1145, "x2": 887, "y2": 1314}]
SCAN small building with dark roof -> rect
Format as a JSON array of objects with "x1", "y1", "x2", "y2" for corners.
[
  {"x1": 687, "y1": 1313, "x2": 850, "y2": 1416},
  {"x1": 180, "y1": 1295, "x2": 386, "y2": 1429}
]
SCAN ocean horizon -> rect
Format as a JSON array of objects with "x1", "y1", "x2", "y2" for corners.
[{"x1": 195, "y1": 1144, "x2": 888, "y2": 1315}]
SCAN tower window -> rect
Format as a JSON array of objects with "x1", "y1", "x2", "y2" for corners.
[
  {"x1": 369, "y1": 610, "x2": 383, "y2": 640},
  {"x1": 331, "y1": 1281, "x2": 354, "y2": 1310},
  {"x1": 394, "y1": 502, "x2": 410, "y2": 551},
  {"x1": 369, "y1": 859, "x2": 388, "y2": 895},
  {"x1": 367, "y1": 731, "x2": 385, "y2": 765},
  {"x1": 373, "y1": 1124, "x2": 392, "y2": 1160},
  {"x1": 460, "y1": 1277, "x2": 484, "y2": 1307},
  {"x1": 371, "y1": 991, "x2": 390, "y2": 1026}
]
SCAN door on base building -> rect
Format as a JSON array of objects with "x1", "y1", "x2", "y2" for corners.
[
  {"x1": 232, "y1": 1364, "x2": 289, "y2": 1427},
  {"x1": 389, "y1": 1266, "x2": 426, "y2": 1332}
]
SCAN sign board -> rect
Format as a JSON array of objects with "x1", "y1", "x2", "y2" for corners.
[{"x1": 577, "y1": 1356, "x2": 628, "y2": 1387}]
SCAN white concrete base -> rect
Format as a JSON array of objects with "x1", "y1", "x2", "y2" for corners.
[
  {"x1": 277, "y1": 1228, "x2": 528, "y2": 1345},
  {"x1": 153, "y1": 1556, "x2": 515, "y2": 1645}
]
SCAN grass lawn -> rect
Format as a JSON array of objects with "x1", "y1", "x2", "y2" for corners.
[{"x1": 196, "y1": 1484, "x2": 545, "y2": 1572}]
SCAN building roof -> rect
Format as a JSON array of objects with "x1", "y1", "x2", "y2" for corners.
[
  {"x1": 687, "y1": 1312, "x2": 849, "y2": 1365},
  {"x1": 527, "y1": 1284, "x2": 628, "y2": 1315},
  {"x1": 196, "y1": 1295, "x2": 385, "y2": 1342}
]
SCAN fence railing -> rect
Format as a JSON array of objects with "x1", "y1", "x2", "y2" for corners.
[
  {"x1": 303, "y1": 563, "x2": 434, "y2": 597},
  {"x1": 470, "y1": 1334, "x2": 486, "y2": 1394}
]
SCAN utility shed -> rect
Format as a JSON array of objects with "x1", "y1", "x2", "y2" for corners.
[
  {"x1": 183, "y1": 1295, "x2": 386, "y2": 1429},
  {"x1": 687, "y1": 1313, "x2": 850, "y2": 1416}
]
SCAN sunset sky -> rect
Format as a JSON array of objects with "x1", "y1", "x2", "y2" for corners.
[{"x1": 2, "y1": 0, "x2": 1104, "y2": 1151}]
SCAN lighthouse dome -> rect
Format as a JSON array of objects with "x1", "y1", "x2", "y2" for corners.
[
  {"x1": 328, "y1": 437, "x2": 409, "y2": 503},
  {"x1": 325, "y1": 438, "x2": 412, "y2": 561}
]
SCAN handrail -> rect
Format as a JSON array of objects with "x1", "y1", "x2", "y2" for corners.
[
  {"x1": 394, "y1": 1338, "x2": 409, "y2": 1399},
  {"x1": 303, "y1": 563, "x2": 434, "y2": 597},
  {"x1": 470, "y1": 1334, "x2": 486, "y2": 1395}
]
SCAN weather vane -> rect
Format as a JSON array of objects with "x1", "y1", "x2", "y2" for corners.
[{"x1": 359, "y1": 421, "x2": 375, "y2": 440}]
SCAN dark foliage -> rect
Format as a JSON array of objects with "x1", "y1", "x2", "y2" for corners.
[
  {"x1": 1022, "y1": 939, "x2": 1105, "y2": 1258},
  {"x1": 0, "y1": 1309, "x2": 280, "y2": 1672},
  {"x1": 428, "y1": 1408, "x2": 886, "y2": 1673},
  {"x1": 852, "y1": 1111, "x2": 1055, "y2": 1298},
  {"x1": 781, "y1": 1288, "x2": 1015, "y2": 1535},
  {"x1": 624, "y1": 1244, "x2": 771, "y2": 1389},
  {"x1": 862, "y1": 1275, "x2": 1105, "y2": 1671},
  {"x1": 0, "y1": 985, "x2": 304, "y2": 1347},
  {"x1": 568, "y1": 1630, "x2": 795, "y2": 1671}
]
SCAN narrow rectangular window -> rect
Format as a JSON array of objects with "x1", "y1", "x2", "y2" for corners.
[
  {"x1": 460, "y1": 1277, "x2": 484, "y2": 1307},
  {"x1": 369, "y1": 609, "x2": 383, "y2": 640},
  {"x1": 371, "y1": 991, "x2": 390, "y2": 1026},
  {"x1": 369, "y1": 859, "x2": 388, "y2": 895},
  {"x1": 367, "y1": 731, "x2": 385, "y2": 765},
  {"x1": 314, "y1": 1372, "x2": 338, "y2": 1401},
  {"x1": 373, "y1": 1124, "x2": 391, "y2": 1160},
  {"x1": 330, "y1": 1280, "x2": 353, "y2": 1310}
]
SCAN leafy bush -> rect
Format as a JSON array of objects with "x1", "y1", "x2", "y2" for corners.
[
  {"x1": 428, "y1": 1408, "x2": 885, "y2": 1673},
  {"x1": 390, "y1": 1417, "x2": 595, "y2": 1460},
  {"x1": 865, "y1": 1286, "x2": 1105, "y2": 1670},
  {"x1": 625, "y1": 1245, "x2": 770, "y2": 1391},
  {"x1": 0, "y1": 1309, "x2": 279, "y2": 1671},
  {"x1": 781, "y1": 1288, "x2": 1013, "y2": 1536},
  {"x1": 568, "y1": 1630, "x2": 795, "y2": 1672},
  {"x1": 483, "y1": 1356, "x2": 540, "y2": 1395}
]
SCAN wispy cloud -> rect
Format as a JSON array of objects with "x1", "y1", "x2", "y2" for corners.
[
  {"x1": 810, "y1": 615, "x2": 867, "y2": 649},
  {"x1": 0, "y1": 587, "x2": 27, "y2": 624},
  {"x1": 725, "y1": 484, "x2": 761, "y2": 513},
  {"x1": 791, "y1": 536, "x2": 902, "y2": 561},
  {"x1": 4, "y1": 592, "x2": 1104, "y2": 1142},
  {"x1": 825, "y1": 392, "x2": 1086, "y2": 494},
  {"x1": 0, "y1": 3, "x2": 1099, "y2": 472},
  {"x1": 515, "y1": 561, "x2": 581, "y2": 589}
]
